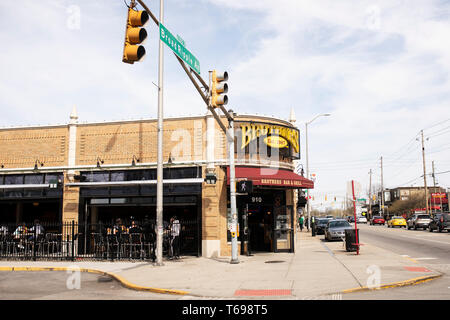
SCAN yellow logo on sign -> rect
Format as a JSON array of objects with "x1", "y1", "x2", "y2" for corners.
[
  {"x1": 240, "y1": 123, "x2": 299, "y2": 153},
  {"x1": 264, "y1": 136, "x2": 288, "y2": 149}
]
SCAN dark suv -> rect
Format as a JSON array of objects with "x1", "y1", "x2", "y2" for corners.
[
  {"x1": 315, "y1": 218, "x2": 331, "y2": 235},
  {"x1": 428, "y1": 213, "x2": 450, "y2": 233},
  {"x1": 407, "y1": 214, "x2": 432, "y2": 230}
]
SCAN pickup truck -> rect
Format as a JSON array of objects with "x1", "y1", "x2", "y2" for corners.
[{"x1": 428, "y1": 212, "x2": 450, "y2": 232}]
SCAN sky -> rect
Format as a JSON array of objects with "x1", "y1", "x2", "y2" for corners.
[{"x1": 0, "y1": 0, "x2": 449, "y2": 211}]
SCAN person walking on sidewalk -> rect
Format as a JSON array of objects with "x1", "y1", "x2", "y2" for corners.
[
  {"x1": 299, "y1": 215, "x2": 304, "y2": 232},
  {"x1": 169, "y1": 216, "x2": 181, "y2": 260}
]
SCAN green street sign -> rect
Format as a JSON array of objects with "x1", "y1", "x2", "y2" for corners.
[{"x1": 159, "y1": 23, "x2": 200, "y2": 75}]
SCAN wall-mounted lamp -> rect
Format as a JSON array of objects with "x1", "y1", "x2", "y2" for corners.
[
  {"x1": 96, "y1": 157, "x2": 104, "y2": 168},
  {"x1": 131, "y1": 155, "x2": 140, "y2": 166},
  {"x1": 168, "y1": 153, "x2": 175, "y2": 165},
  {"x1": 34, "y1": 160, "x2": 44, "y2": 170},
  {"x1": 296, "y1": 164, "x2": 305, "y2": 177},
  {"x1": 0, "y1": 164, "x2": 4, "y2": 169}
]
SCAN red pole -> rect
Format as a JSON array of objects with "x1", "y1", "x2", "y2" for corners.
[{"x1": 352, "y1": 180, "x2": 359, "y2": 255}]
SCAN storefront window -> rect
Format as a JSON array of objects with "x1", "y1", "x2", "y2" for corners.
[
  {"x1": 24, "y1": 174, "x2": 43, "y2": 184},
  {"x1": 5, "y1": 175, "x2": 23, "y2": 185},
  {"x1": 110, "y1": 171, "x2": 125, "y2": 181}
]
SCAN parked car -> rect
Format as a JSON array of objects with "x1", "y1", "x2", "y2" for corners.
[
  {"x1": 370, "y1": 216, "x2": 385, "y2": 225},
  {"x1": 407, "y1": 214, "x2": 433, "y2": 230},
  {"x1": 387, "y1": 216, "x2": 407, "y2": 228},
  {"x1": 357, "y1": 216, "x2": 367, "y2": 224},
  {"x1": 428, "y1": 213, "x2": 450, "y2": 233},
  {"x1": 324, "y1": 219, "x2": 353, "y2": 241},
  {"x1": 314, "y1": 218, "x2": 330, "y2": 235},
  {"x1": 347, "y1": 216, "x2": 355, "y2": 223}
]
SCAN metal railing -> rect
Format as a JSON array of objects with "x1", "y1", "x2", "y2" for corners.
[{"x1": 0, "y1": 219, "x2": 199, "y2": 261}]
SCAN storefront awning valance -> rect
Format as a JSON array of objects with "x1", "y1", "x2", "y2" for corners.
[{"x1": 226, "y1": 166, "x2": 314, "y2": 189}]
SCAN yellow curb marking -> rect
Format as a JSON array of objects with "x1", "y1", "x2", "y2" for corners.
[
  {"x1": 342, "y1": 274, "x2": 442, "y2": 294},
  {"x1": 0, "y1": 266, "x2": 189, "y2": 296}
]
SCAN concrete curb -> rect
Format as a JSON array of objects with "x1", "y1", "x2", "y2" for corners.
[
  {"x1": 341, "y1": 273, "x2": 443, "y2": 294},
  {"x1": 0, "y1": 266, "x2": 189, "y2": 296}
]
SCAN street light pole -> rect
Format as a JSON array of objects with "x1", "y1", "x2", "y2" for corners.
[
  {"x1": 305, "y1": 113, "x2": 330, "y2": 229},
  {"x1": 155, "y1": 0, "x2": 164, "y2": 266}
]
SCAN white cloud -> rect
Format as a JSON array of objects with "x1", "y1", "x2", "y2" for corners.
[{"x1": 1, "y1": 0, "x2": 449, "y2": 207}]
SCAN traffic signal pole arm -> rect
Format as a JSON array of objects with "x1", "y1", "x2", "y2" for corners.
[
  {"x1": 135, "y1": 0, "x2": 237, "y2": 264},
  {"x1": 135, "y1": 0, "x2": 232, "y2": 137}
]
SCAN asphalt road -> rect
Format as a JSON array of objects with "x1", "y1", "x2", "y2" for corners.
[
  {"x1": 343, "y1": 223, "x2": 450, "y2": 300},
  {"x1": 1, "y1": 223, "x2": 449, "y2": 301},
  {"x1": 0, "y1": 271, "x2": 177, "y2": 300}
]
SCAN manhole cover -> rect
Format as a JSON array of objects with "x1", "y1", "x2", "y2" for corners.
[{"x1": 265, "y1": 260, "x2": 285, "y2": 264}]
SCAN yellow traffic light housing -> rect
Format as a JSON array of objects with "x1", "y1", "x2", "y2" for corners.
[
  {"x1": 211, "y1": 70, "x2": 228, "y2": 108},
  {"x1": 123, "y1": 8, "x2": 149, "y2": 64}
]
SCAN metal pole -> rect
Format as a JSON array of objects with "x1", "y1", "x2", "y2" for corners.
[
  {"x1": 304, "y1": 113, "x2": 330, "y2": 228},
  {"x1": 155, "y1": 0, "x2": 164, "y2": 266},
  {"x1": 432, "y1": 160, "x2": 436, "y2": 215},
  {"x1": 305, "y1": 122, "x2": 310, "y2": 229},
  {"x1": 368, "y1": 169, "x2": 372, "y2": 220},
  {"x1": 380, "y1": 156, "x2": 384, "y2": 217},
  {"x1": 229, "y1": 116, "x2": 239, "y2": 264},
  {"x1": 421, "y1": 130, "x2": 429, "y2": 215},
  {"x1": 351, "y1": 180, "x2": 359, "y2": 255}
]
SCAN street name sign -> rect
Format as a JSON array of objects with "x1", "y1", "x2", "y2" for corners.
[{"x1": 159, "y1": 23, "x2": 200, "y2": 75}]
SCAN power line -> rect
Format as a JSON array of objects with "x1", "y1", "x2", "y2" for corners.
[
  {"x1": 435, "y1": 169, "x2": 450, "y2": 175},
  {"x1": 422, "y1": 118, "x2": 450, "y2": 131},
  {"x1": 428, "y1": 145, "x2": 450, "y2": 155},
  {"x1": 426, "y1": 128, "x2": 450, "y2": 139},
  {"x1": 397, "y1": 175, "x2": 422, "y2": 187}
]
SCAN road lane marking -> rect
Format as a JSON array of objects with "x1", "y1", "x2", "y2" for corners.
[
  {"x1": 415, "y1": 258, "x2": 437, "y2": 261},
  {"x1": 400, "y1": 235, "x2": 450, "y2": 245}
]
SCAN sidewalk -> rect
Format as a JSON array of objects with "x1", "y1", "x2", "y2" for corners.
[{"x1": 0, "y1": 231, "x2": 442, "y2": 299}]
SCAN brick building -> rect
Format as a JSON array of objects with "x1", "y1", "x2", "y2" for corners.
[{"x1": 0, "y1": 109, "x2": 313, "y2": 257}]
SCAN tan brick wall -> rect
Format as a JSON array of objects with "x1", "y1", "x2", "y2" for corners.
[
  {"x1": 0, "y1": 115, "x2": 298, "y2": 257},
  {"x1": 76, "y1": 118, "x2": 207, "y2": 165},
  {"x1": 0, "y1": 126, "x2": 68, "y2": 168}
]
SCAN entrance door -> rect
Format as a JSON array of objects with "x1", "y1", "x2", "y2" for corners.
[
  {"x1": 247, "y1": 204, "x2": 273, "y2": 252},
  {"x1": 273, "y1": 205, "x2": 294, "y2": 252}
]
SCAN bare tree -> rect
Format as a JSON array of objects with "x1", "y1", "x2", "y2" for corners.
[{"x1": 388, "y1": 194, "x2": 425, "y2": 217}]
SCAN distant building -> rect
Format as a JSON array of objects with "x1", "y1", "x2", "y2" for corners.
[{"x1": 378, "y1": 186, "x2": 448, "y2": 215}]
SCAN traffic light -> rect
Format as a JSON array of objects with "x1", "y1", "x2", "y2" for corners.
[
  {"x1": 211, "y1": 70, "x2": 228, "y2": 108},
  {"x1": 297, "y1": 195, "x2": 307, "y2": 208},
  {"x1": 122, "y1": 7, "x2": 149, "y2": 64}
]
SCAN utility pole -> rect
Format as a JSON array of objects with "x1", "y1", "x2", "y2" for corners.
[
  {"x1": 368, "y1": 169, "x2": 372, "y2": 220},
  {"x1": 380, "y1": 156, "x2": 384, "y2": 217},
  {"x1": 155, "y1": 0, "x2": 164, "y2": 266},
  {"x1": 420, "y1": 130, "x2": 430, "y2": 216},
  {"x1": 432, "y1": 160, "x2": 437, "y2": 215}
]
